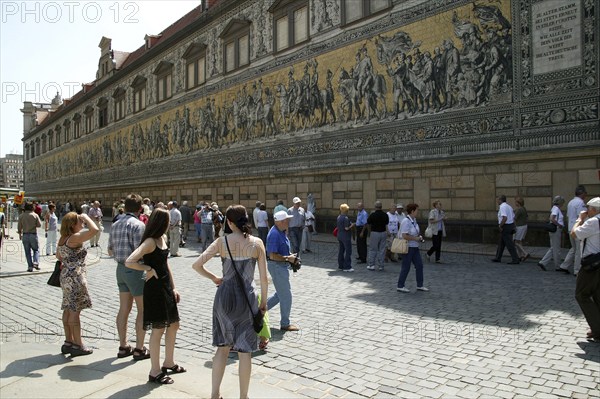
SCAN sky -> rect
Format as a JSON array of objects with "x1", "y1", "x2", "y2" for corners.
[{"x1": 0, "y1": 0, "x2": 201, "y2": 157}]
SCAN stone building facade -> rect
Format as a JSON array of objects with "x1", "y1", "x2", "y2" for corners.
[
  {"x1": 0, "y1": 154, "x2": 24, "y2": 189},
  {"x1": 21, "y1": 0, "x2": 599, "y2": 243}
]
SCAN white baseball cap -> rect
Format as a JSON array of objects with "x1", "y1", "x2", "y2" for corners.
[
  {"x1": 587, "y1": 197, "x2": 600, "y2": 208},
  {"x1": 293, "y1": 197, "x2": 301, "y2": 204},
  {"x1": 274, "y1": 210, "x2": 293, "y2": 221}
]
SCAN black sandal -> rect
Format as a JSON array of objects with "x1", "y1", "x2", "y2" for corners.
[
  {"x1": 133, "y1": 346, "x2": 150, "y2": 361},
  {"x1": 161, "y1": 364, "x2": 187, "y2": 374},
  {"x1": 148, "y1": 372, "x2": 174, "y2": 384},
  {"x1": 117, "y1": 345, "x2": 133, "y2": 358}
]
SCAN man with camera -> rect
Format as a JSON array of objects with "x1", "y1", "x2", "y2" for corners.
[{"x1": 266, "y1": 210, "x2": 300, "y2": 331}]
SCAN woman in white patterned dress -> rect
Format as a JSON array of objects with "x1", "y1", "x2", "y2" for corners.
[{"x1": 56, "y1": 212, "x2": 98, "y2": 357}]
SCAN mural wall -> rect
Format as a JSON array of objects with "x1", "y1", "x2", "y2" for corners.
[{"x1": 24, "y1": 0, "x2": 598, "y2": 199}]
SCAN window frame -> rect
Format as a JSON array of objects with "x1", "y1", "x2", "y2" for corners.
[
  {"x1": 270, "y1": 0, "x2": 309, "y2": 53},
  {"x1": 183, "y1": 42, "x2": 207, "y2": 91},
  {"x1": 84, "y1": 105, "x2": 94, "y2": 134},
  {"x1": 340, "y1": 0, "x2": 391, "y2": 26},
  {"x1": 131, "y1": 76, "x2": 148, "y2": 114},
  {"x1": 73, "y1": 113, "x2": 81, "y2": 139},
  {"x1": 63, "y1": 120, "x2": 71, "y2": 143},
  {"x1": 220, "y1": 19, "x2": 251, "y2": 74},
  {"x1": 97, "y1": 97, "x2": 109, "y2": 128},
  {"x1": 48, "y1": 130, "x2": 54, "y2": 151},
  {"x1": 112, "y1": 88, "x2": 126, "y2": 121},
  {"x1": 153, "y1": 61, "x2": 174, "y2": 103}
]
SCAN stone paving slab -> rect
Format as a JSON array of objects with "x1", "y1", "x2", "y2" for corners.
[{"x1": 1, "y1": 225, "x2": 599, "y2": 398}]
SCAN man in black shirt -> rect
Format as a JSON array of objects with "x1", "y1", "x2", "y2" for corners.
[{"x1": 366, "y1": 201, "x2": 389, "y2": 271}]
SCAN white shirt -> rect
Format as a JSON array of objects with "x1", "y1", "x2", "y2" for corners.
[
  {"x1": 400, "y1": 216, "x2": 420, "y2": 247},
  {"x1": 498, "y1": 202, "x2": 514, "y2": 224},
  {"x1": 566, "y1": 196, "x2": 586, "y2": 232},
  {"x1": 387, "y1": 212, "x2": 399, "y2": 234},
  {"x1": 574, "y1": 216, "x2": 600, "y2": 257},
  {"x1": 304, "y1": 210, "x2": 315, "y2": 227},
  {"x1": 257, "y1": 210, "x2": 269, "y2": 228},
  {"x1": 253, "y1": 207, "x2": 261, "y2": 228},
  {"x1": 170, "y1": 208, "x2": 182, "y2": 226},
  {"x1": 550, "y1": 205, "x2": 564, "y2": 227}
]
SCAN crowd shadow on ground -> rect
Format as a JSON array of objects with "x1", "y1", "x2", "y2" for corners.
[{"x1": 302, "y1": 240, "x2": 583, "y2": 331}]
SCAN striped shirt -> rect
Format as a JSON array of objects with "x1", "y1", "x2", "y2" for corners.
[{"x1": 108, "y1": 214, "x2": 145, "y2": 263}]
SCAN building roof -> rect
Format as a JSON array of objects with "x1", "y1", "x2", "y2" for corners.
[{"x1": 34, "y1": 3, "x2": 207, "y2": 130}]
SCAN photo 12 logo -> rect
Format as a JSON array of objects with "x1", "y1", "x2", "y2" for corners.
[
  {"x1": 2, "y1": 81, "x2": 80, "y2": 104},
  {"x1": 1, "y1": 1, "x2": 140, "y2": 24}
]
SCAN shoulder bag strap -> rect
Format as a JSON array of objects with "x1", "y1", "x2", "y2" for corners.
[{"x1": 224, "y1": 236, "x2": 256, "y2": 317}]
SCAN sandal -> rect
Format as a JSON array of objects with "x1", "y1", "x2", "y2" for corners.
[
  {"x1": 61, "y1": 341, "x2": 73, "y2": 354},
  {"x1": 117, "y1": 345, "x2": 133, "y2": 358},
  {"x1": 133, "y1": 346, "x2": 150, "y2": 361},
  {"x1": 148, "y1": 372, "x2": 174, "y2": 384},
  {"x1": 70, "y1": 344, "x2": 93, "y2": 357},
  {"x1": 259, "y1": 339, "x2": 269, "y2": 351},
  {"x1": 161, "y1": 364, "x2": 187, "y2": 374}
]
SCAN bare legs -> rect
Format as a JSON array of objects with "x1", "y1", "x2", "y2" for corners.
[
  {"x1": 116, "y1": 292, "x2": 133, "y2": 348},
  {"x1": 116, "y1": 293, "x2": 146, "y2": 350},
  {"x1": 62, "y1": 309, "x2": 83, "y2": 346},
  {"x1": 211, "y1": 347, "x2": 229, "y2": 399},
  {"x1": 238, "y1": 352, "x2": 252, "y2": 399},
  {"x1": 211, "y1": 346, "x2": 252, "y2": 399},
  {"x1": 148, "y1": 322, "x2": 180, "y2": 378}
]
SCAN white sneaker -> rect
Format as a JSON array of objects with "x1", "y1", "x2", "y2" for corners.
[
  {"x1": 366, "y1": 266, "x2": 375, "y2": 270},
  {"x1": 397, "y1": 287, "x2": 410, "y2": 293},
  {"x1": 343, "y1": 268, "x2": 354, "y2": 272},
  {"x1": 416, "y1": 286, "x2": 429, "y2": 292}
]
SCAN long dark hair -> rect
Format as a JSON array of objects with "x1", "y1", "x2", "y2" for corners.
[
  {"x1": 140, "y1": 208, "x2": 170, "y2": 242},
  {"x1": 225, "y1": 205, "x2": 252, "y2": 238}
]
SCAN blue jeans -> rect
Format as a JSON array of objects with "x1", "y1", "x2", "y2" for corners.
[
  {"x1": 368, "y1": 231, "x2": 387, "y2": 268},
  {"x1": 338, "y1": 238, "x2": 352, "y2": 270},
  {"x1": 22, "y1": 233, "x2": 40, "y2": 269},
  {"x1": 267, "y1": 261, "x2": 292, "y2": 327},
  {"x1": 397, "y1": 247, "x2": 424, "y2": 288},
  {"x1": 288, "y1": 227, "x2": 302, "y2": 254}
]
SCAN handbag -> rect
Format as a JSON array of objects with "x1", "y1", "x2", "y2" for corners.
[
  {"x1": 47, "y1": 260, "x2": 62, "y2": 287},
  {"x1": 424, "y1": 225, "x2": 433, "y2": 238},
  {"x1": 391, "y1": 237, "x2": 408, "y2": 254},
  {"x1": 333, "y1": 227, "x2": 338, "y2": 237},
  {"x1": 225, "y1": 237, "x2": 264, "y2": 333},
  {"x1": 580, "y1": 218, "x2": 600, "y2": 272},
  {"x1": 544, "y1": 222, "x2": 557, "y2": 233}
]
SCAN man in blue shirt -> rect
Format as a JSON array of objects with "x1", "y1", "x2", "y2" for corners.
[
  {"x1": 267, "y1": 210, "x2": 299, "y2": 331},
  {"x1": 355, "y1": 202, "x2": 368, "y2": 263}
]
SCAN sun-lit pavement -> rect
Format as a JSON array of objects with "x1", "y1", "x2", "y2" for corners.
[{"x1": 1, "y1": 224, "x2": 598, "y2": 398}]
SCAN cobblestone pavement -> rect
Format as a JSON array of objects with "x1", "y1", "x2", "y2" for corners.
[{"x1": 1, "y1": 226, "x2": 599, "y2": 398}]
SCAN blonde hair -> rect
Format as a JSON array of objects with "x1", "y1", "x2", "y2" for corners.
[
  {"x1": 339, "y1": 203, "x2": 350, "y2": 213},
  {"x1": 60, "y1": 212, "x2": 78, "y2": 238}
]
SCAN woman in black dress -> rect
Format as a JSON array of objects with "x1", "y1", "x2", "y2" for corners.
[{"x1": 126, "y1": 208, "x2": 184, "y2": 385}]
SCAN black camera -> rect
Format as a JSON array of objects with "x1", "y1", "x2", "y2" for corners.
[{"x1": 289, "y1": 257, "x2": 302, "y2": 273}]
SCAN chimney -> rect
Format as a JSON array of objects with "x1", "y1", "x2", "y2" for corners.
[{"x1": 206, "y1": 0, "x2": 219, "y2": 9}]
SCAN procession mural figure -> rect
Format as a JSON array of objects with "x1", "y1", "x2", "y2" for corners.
[{"x1": 27, "y1": 1, "x2": 513, "y2": 179}]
